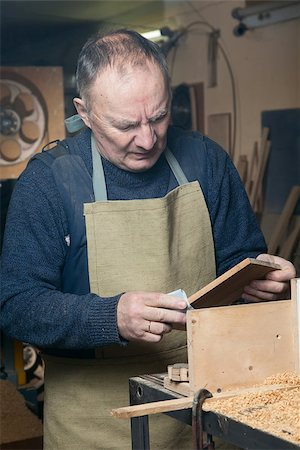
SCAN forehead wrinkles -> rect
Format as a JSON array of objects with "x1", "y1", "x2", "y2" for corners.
[
  {"x1": 99, "y1": 58, "x2": 158, "y2": 91},
  {"x1": 91, "y1": 62, "x2": 166, "y2": 109}
]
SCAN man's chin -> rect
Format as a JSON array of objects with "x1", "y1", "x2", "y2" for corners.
[
  {"x1": 128, "y1": 162, "x2": 155, "y2": 173},
  {"x1": 127, "y1": 154, "x2": 161, "y2": 172}
]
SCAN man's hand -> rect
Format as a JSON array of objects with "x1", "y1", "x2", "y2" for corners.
[
  {"x1": 117, "y1": 292, "x2": 187, "y2": 342},
  {"x1": 242, "y1": 254, "x2": 296, "y2": 302}
]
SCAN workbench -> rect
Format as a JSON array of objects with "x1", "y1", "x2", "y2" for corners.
[
  {"x1": 129, "y1": 373, "x2": 300, "y2": 450},
  {"x1": 110, "y1": 273, "x2": 300, "y2": 449}
]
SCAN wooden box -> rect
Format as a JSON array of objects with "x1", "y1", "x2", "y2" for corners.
[{"x1": 165, "y1": 260, "x2": 299, "y2": 396}]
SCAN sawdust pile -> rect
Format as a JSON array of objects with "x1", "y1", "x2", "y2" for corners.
[{"x1": 203, "y1": 372, "x2": 300, "y2": 445}]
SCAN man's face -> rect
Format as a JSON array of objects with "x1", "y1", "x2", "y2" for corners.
[{"x1": 79, "y1": 62, "x2": 171, "y2": 172}]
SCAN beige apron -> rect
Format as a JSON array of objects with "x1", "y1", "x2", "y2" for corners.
[{"x1": 43, "y1": 138, "x2": 216, "y2": 450}]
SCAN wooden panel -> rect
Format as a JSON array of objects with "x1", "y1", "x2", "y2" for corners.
[
  {"x1": 186, "y1": 299, "x2": 297, "y2": 394},
  {"x1": 236, "y1": 154, "x2": 248, "y2": 184},
  {"x1": 207, "y1": 113, "x2": 232, "y2": 157},
  {"x1": 188, "y1": 258, "x2": 280, "y2": 309},
  {"x1": 191, "y1": 82, "x2": 204, "y2": 133},
  {"x1": 0, "y1": 66, "x2": 65, "y2": 180}
]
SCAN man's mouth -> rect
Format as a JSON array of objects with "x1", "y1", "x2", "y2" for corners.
[{"x1": 132, "y1": 147, "x2": 157, "y2": 158}]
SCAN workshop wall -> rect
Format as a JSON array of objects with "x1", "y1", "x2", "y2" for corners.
[
  {"x1": 1, "y1": 0, "x2": 299, "y2": 259},
  {"x1": 2, "y1": 1, "x2": 299, "y2": 164},
  {"x1": 162, "y1": 1, "x2": 300, "y2": 266},
  {"x1": 163, "y1": 0, "x2": 300, "y2": 165}
]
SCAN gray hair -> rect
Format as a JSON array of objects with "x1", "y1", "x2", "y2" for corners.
[{"x1": 76, "y1": 29, "x2": 170, "y2": 109}]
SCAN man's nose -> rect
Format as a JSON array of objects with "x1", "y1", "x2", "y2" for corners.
[{"x1": 134, "y1": 124, "x2": 157, "y2": 150}]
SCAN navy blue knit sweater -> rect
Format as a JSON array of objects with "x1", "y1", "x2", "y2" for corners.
[{"x1": 1, "y1": 127, "x2": 266, "y2": 349}]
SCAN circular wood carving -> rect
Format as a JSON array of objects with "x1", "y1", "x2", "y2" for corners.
[{"x1": 0, "y1": 78, "x2": 46, "y2": 166}]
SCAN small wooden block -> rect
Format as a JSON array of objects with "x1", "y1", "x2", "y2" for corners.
[{"x1": 167, "y1": 363, "x2": 189, "y2": 382}]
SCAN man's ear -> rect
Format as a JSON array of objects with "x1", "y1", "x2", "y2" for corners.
[{"x1": 73, "y1": 98, "x2": 91, "y2": 128}]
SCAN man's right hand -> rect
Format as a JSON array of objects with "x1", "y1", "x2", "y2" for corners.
[{"x1": 117, "y1": 292, "x2": 187, "y2": 342}]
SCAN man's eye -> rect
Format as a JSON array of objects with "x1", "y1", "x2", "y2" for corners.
[
  {"x1": 119, "y1": 124, "x2": 135, "y2": 131},
  {"x1": 151, "y1": 114, "x2": 168, "y2": 124}
]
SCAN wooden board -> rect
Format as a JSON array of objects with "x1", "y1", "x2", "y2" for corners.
[
  {"x1": 188, "y1": 258, "x2": 280, "y2": 309},
  {"x1": 186, "y1": 299, "x2": 297, "y2": 394},
  {"x1": 245, "y1": 141, "x2": 258, "y2": 198},
  {"x1": 190, "y1": 82, "x2": 204, "y2": 133},
  {"x1": 207, "y1": 113, "x2": 232, "y2": 158},
  {"x1": 280, "y1": 216, "x2": 300, "y2": 260},
  {"x1": 248, "y1": 127, "x2": 270, "y2": 212},
  {"x1": 111, "y1": 383, "x2": 297, "y2": 419},
  {"x1": 268, "y1": 185, "x2": 300, "y2": 255},
  {"x1": 292, "y1": 278, "x2": 300, "y2": 373},
  {"x1": 236, "y1": 154, "x2": 248, "y2": 185}
]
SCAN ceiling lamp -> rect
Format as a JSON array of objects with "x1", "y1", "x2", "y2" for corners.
[
  {"x1": 232, "y1": 0, "x2": 300, "y2": 36},
  {"x1": 141, "y1": 27, "x2": 182, "y2": 55}
]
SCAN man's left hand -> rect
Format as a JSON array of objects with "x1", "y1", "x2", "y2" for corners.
[{"x1": 242, "y1": 254, "x2": 296, "y2": 302}]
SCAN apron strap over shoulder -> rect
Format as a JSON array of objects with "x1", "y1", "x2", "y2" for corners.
[
  {"x1": 91, "y1": 134, "x2": 108, "y2": 201},
  {"x1": 164, "y1": 147, "x2": 189, "y2": 186}
]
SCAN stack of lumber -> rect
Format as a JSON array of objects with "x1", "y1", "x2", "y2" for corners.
[
  {"x1": 236, "y1": 128, "x2": 299, "y2": 262},
  {"x1": 268, "y1": 185, "x2": 300, "y2": 260},
  {"x1": 236, "y1": 127, "x2": 271, "y2": 214}
]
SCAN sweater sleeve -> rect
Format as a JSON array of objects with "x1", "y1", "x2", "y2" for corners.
[
  {"x1": 203, "y1": 136, "x2": 267, "y2": 276},
  {"x1": 1, "y1": 158, "x2": 123, "y2": 349}
]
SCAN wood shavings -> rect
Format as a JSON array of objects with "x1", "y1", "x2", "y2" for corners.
[
  {"x1": 262, "y1": 371, "x2": 300, "y2": 386},
  {"x1": 203, "y1": 372, "x2": 300, "y2": 445}
]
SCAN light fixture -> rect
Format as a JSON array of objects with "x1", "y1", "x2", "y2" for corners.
[
  {"x1": 141, "y1": 27, "x2": 183, "y2": 55},
  {"x1": 232, "y1": 0, "x2": 300, "y2": 36},
  {"x1": 141, "y1": 29, "x2": 165, "y2": 41}
]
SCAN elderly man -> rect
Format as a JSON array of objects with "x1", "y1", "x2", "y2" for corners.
[{"x1": 1, "y1": 29, "x2": 295, "y2": 449}]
